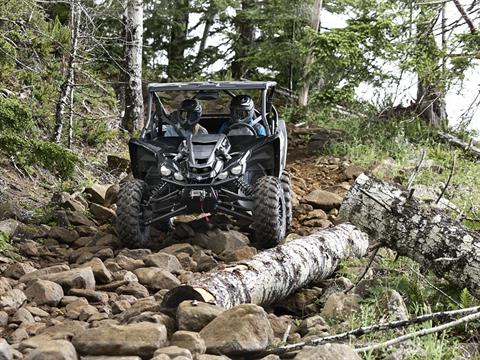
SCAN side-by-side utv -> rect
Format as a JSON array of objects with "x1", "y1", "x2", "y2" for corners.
[{"x1": 116, "y1": 81, "x2": 291, "y2": 248}]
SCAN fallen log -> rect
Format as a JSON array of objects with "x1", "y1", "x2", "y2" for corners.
[
  {"x1": 339, "y1": 174, "x2": 480, "y2": 296},
  {"x1": 162, "y1": 224, "x2": 368, "y2": 309},
  {"x1": 438, "y1": 132, "x2": 480, "y2": 158}
]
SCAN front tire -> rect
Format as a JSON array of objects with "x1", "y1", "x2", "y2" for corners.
[
  {"x1": 252, "y1": 176, "x2": 286, "y2": 248},
  {"x1": 116, "y1": 179, "x2": 151, "y2": 248},
  {"x1": 281, "y1": 171, "x2": 293, "y2": 231}
]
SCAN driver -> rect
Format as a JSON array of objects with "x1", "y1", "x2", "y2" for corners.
[
  {"x1": 164, "y1": 99, "x2": 208, "y2": 137},
  {"x1": 220, "y1": 95, "x2": 266, "y2": 136}
]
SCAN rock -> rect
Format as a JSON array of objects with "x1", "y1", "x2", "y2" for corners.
[
  {"x1": 24, "y1": 340, "x2": 77, "y2": 360},
  {"x1": 39, "y1": 268, "x2": 96, "y2": 291},
  {"x1": 171, "y1": 331, "x2": 206, "y2": 354},
  {"x1": 0, "y1": 200, "x2": 23, "y2": 220},
  {"x1": 199, "y1": 304, "x2": 273, "y2": 355},
  {"x1": 203, "y1": 229, "x2": 250, "y2": 254},
  {"x1": 224, "y1": 246, "x2": 257, "y2": 262},
  {"x1": 18, "y1": 240, "x2": 40, "y2": 256},
  {"x1": 304, "y1": 190, "x2": 343, "y2": 211},
  {"x1": 195, "y1": 355, "x2": 230, "y2": 360},
  {"x1": 297, "y1": 315, "x2": 329, "y2": 336},
  {"x1": 68, "y1": 289, "x2": 108, "y2": 304},
  {"x1": 82, "y1": 357, "x2": 141, "y2": 360},
  {"x1": 0, "y1": 310, "x2": 8, "y2": 326},
  {"x1": 25, "y1": 306, "x2": 49, "y2": 317},
  {"x1": 80, "y1": 258, "x2": 113, "y2": 284},
  {"x1": 24, "y1": 279, "x2": 64, "y2": 306},
  {"x1": 111, "y1": 300, "x2": 131, "y2": 315},
  {"x1": 9, "y1": 327, "x2": 28, "y2": 343},
  {"x1": 35, "y1": 320, "x2": 89, "y2": 340},
  {"x1": 66, "y1": 210, "x2": 95, "y2": 227},
  {"x1": 343, "y1": 164, "x2": 364, "y2": 180},
  {"x1": 304, "y1": 209, "x2": 328, "y2": 220},
  {"x1": 293, "y1": 344, "x2": 361, "y2": 360},
  {"x1": 161, "y1": 243, "x2": 195, "y2": 256},
  {"x1": 115, "y1": 255, "x2": 144, "y2": 271},
  {"x1": 0, "y1": 338, "x2": 12, "y2": 360},
  {"x1": 380, "y1": 290, "x2": 409, "y2": 322},
  {"x1": 4, "y1": 262, "x2": 36, "y2": 279},
  {"x1": 144, "y1": 252, "x2": 182, "y2": 273},
  {"x1": 89, "y1": 204, "x2": 116, "y2": 222},
  {"x1": 72, "y1": 322, "x2": 167, "y2": 358},
  {"x1": 267, "y1": 314, "x2": 296, "y2": 340},
  {"x1": 175, "y1": 253, "x2": 197, "y2": 272},
  {"x1": 134, "y1": 268, "x2": 180, "y2": 290},
  {"x1": 118, "y1": 249, "x2": 152, "y2": 260},
  {"x1": 177, "y1": 301, "x2": 224, "y2": 332},
  {"x1": 48, "y1": 227, "x2": 79, "y2": 245},
  {"x1": 19, "y1": 264, "x2": 70, "y2": 284},
  {"x1": 153, "y1": 346, "x2": 192, "y2": 359},
  {"x1": 0, "y1": 219, "x2": 19, "y2": 238},
  {"x1": 116, "y1": 282, "x2": 149, "y2": 298},
  {"x1": 277, "y1": 287, "x2": 322, "y2": 316},
  {"x1": 321, "y1": 292, "x2": 361, "y2": 321},
  {"x1": 0, "y1": 288, "x2": 26, "y2": 310},
  {"x1": 104, "y1": 184, "x2": 120, "y2": 207},
  {"x1": 65, "y1": 299, "x2": 98, "y2": 321},
  {"x1": 84, "y1": 184, "x2": 111, "y2": 206},
  {"x1": 11, "y1": 307, "x2": 34, "y2": 324}
]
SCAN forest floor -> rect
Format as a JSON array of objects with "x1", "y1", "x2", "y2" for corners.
[{"x1": 0, "y1": 126, "x2": 478, "y2": 360}]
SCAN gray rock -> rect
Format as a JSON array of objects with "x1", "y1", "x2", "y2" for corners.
[
  {"x1": 68, "y1": 289, "x2": 108, "y2": 304},
  {"x1": 153, "y1": 346, "x2": 192, "y2": 359},
  {"x1": 19, "y1": 265, "x2": 70, "y2": 284},
  {"x1": 161, "y1": 244, "x2": 194, "y2": 256},
  {"x1": 144, "y1": 252, "x2": 183, "y2": 273},
  {"x1": 195, "y1": 355, "x2": 230, "y2": 360},
  {"x1": 24, "y1": 340, "x2": 77, "y2": 360},
  {"x1": 171, "y1": 331, "x2": 206, "y2": 354},
  {"x1": 65, "y1": 210, "x2": 95, "y2": 227},
  {"x1": 321, "y1": 292, "x2": 361, "y2": 321},
  {"x1": 82, "y1": 357, "x2": 141, "y2": 360},
  {"x1": 0, "y1": 219, "x2": 20, "y2": 238},
  {"x1": 25, "y1": 279, "x2": 64, "y2": 306},
  {"x1": 293, "y1": 344, "x2": 361, "y2": 360},
  {"x1": 84, "y1": 184, "x2": 111, "y2": 206},
  {"x1": 116, "y1": 281, "x2": 149, "y2": 298},
  {"x1": 203, "y1": 229, "x2": 250, "y2": 254},
  {"x1": 40, "y1": 268, "x2": 96, "y2": 291},
  {"x1": 297, "y1": 315, "x2": 328, "y2": 336},
  {"x1": 0, "y1": 311, "x2": 8, "y2": 327},
  {"x1": 177, "y1": 301, "x2": 224, "y2": 332},
  {"x1": 65, "y1": 299, "x2": 98, "y2": 321},
  {"x1": 0, "y1": 338, "x2": 12, "y2": 360},
  {"x1": 117, "y1": 249, "x2": 151, "y2": 260},
  {"x1": 104, "y1": 184, "x2": 120, "y2": 206},
  {"x1": 37, "y1": 320, "x2": 88, "y2": 339},
  {"x1": 199, "y1": 304, "x2": 273, "y2": 355},
  {"x1": 79, "y1": 258, "x2": 113, "y2": 284},
  {"x1": 304, "y1": 190, "x2": 343, "y2": 211},
  {"x1": 115, "y1": 255, "x2": 144, "y2": 271},
  {"x1": 0, "y1": 289, "x2": 26, "y2": 310},
  {"x1": 10, "y1": 307, "x2": 34, "y2": 324},
  {"x1": 72, "y1": 322, "x2": 167, "y2": 358},
  {"x1": 48, "y1": 226, "x2": 79, "y2": 245},
  {"x1": 4, "y1": 262, "x2": 36, "y2": 280},
  {"x1": 134, "y1": 268, "x2": 180, "y2": 290},
  {"x1": 89, "y1": 204, "x2": 115, "y2": 222}
]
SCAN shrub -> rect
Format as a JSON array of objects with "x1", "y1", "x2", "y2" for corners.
[{"x1": 0, "y1": 96, "x2": 34, "y2": 133}]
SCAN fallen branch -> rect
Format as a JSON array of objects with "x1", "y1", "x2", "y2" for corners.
[
  {"x1": 356, "y1": 309, "x2": 480, "y2": 353},
  {"x1": 438, "y1": 132, "x2": 480, "y2": 158},
  {"x1": 339, "y1": 174, "x2": 480, "y2": 297},
  {"x1": 162, "y1": 224, "x2": 368, "y2": 309},
  {"x1": 407, "y1": 149, "x2": 426, "y2": 190},
  {"x1": 256, "y1": 306, "x2": 480, "y2": 357},
  {"x1": 435, "y1": 154, "x2": 455, "y2": 205}
]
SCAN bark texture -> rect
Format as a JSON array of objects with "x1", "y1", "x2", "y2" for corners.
[
  {"x1": 122, "y1": 0, "x2": 144, "y2": 133},
  {"x1": 339, "y1": 174, "x2": 480, "y2": 296},
  {"x1": 162, "y1": 224, "x2": 368, "y2": 309}
]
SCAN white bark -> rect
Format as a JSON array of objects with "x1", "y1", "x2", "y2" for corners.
[
  {"x1": 298, "y1": 0, "x2": 322, "y2": 107},
  {"x1": 339, "y1": 174, "x2": 480, "y2": 297},
  {"x1": 162, "y1": 224, "x2": 368, "y2": 309},
  {"x1": 438, "y1": 132, "x2": 480, "y2": 158},
  {"x1": 122, "y1": 0, "x2": 144, "y2": 132}
]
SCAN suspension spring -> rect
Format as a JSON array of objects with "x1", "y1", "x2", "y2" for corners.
[
  {"x1": 234, "y1": 178, "x2": 254, "y2": 197},
  {"x1": 150, "y1": 182, "x2": 169, "y2": 199}
]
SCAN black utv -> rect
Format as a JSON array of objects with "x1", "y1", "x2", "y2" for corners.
[{"x1": 116, "y1": 81, "x2": 291, "y2": 248}]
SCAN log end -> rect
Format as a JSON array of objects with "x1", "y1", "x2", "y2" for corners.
[{"x1": 161, "y1": 285, "x2": 215, "y2": 310}]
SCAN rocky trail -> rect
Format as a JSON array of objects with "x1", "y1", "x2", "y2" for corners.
[{"x1": 0, "y1": 130, "x2": 413, "y2": 360}]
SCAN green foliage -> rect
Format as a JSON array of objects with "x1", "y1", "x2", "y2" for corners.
[
  {"x1": 0, "y1": 97, "x2": 34, "y2": 133},
  {"x1": 0, "y1": 231, "x2": 10, "y2": 252}
]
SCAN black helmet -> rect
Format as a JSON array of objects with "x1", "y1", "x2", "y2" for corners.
[
  {"x1": 178, "y1": 99, "x2": 202, "y2": 129},
  {"x1": 230, "y1": 95, "x2": 254, "y2": 123}
]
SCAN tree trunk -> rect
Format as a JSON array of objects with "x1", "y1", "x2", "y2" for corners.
[
  {"x1": 167, "y1": 0, "x2": 189, "y2": 80},
  {"x1": 231, "y1": 0, "x2": 255, "y2": 80},
  {"x1": 53, "y1": 0, "x2": 80, "y2": 144},
  {"x1": 192, "y1": 3, "x2": 214, "y2": 74},
  {"x1": 162, "y1": 224, "x2": 368, "y2": 309},
  {"x1": 339, "y1": 174, "x2": 480, "y2": 297},
  {"x1": 122, "y1": 0, "x2": 144, "y2": 133},
  {"x1": 297, "y1": 0, "x2": 322, "y2": 107}
]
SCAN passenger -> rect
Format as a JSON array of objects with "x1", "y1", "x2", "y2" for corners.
[
  {"x1": 220, "y1": 95, "x2": 266, "y2": 136},
  {"x1": 164, "y1": 99, "x2": 208, "y2": 137}
]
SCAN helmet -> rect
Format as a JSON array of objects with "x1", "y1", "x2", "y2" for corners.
[
  {"x1": 230, "y1": 95, "x2": 254, "y2": 124},
  {"x1": 178, "y1": 99, "x2": 202, "y2": 129}
]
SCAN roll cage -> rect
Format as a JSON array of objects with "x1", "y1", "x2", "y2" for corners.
[{"x1": 141, "y1": 81, "x2": 279, "y2": 139}]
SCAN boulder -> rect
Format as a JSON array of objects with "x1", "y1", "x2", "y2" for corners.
[
  {"x1": 24, "y1": 340, "x2": 77, "y2": 360},
  {"x1": 84, "y1": 184, "x2": 111, "y2": 206},
  {"x1": 80, "y1": 258, "x2": 113, "y2": 284},
  {"x1": 0, "y1": 288, "x2": 26, "y2": 310},
  {"x1": 68, "y1": 289, "x2": 108, "y2": 304},
  {"x1": 65, "y1": 210, "x2": 95, "y2": 227},
  {"x1": 65, "y1": 299, "x2": 98, "y2": 321},
  {"x1": 116, "y1": 282, "x2": 149, "y2": 298},
  {"x1": 321, "y1": 292, "x2": 361, "y2": 321},
  {"x1": 133, "y1": 268, "x2": 180, "y2": 290},
  {"x1": 177, "y1": 301, "x2": 224, "y2": 332},
  {"x1": 10, "y1": 307, "x2": 34, "y2": 324},
  {"x1": 199, "y1": 304, "x2": 273, "y2": 355},
  {"x1": 0, "y1": 338, "x2": 13, "y2": 360},
  {"x1": 171, "y1": 331, "x2": 206, "y2": 354},
  {"x1": 72, "y1": 322, "x2": 167, "y2": 358},
  {"x1": 19, "y1": 264, "x2": 70, "y2": 284},
  {"x1": 39, "y1": 268, "x2": 96, "y2": 291},
  {"x1": 161, "y1": 243, "x2": 195, "y2": 256},
  {"x1": 48, "y1": 227, "x2": 79, "y2": 245},
  {"x1": 304, "y1": 190, "x2": 343, "y2": 211},
  {"x1": 144, "y1": 252, "x2": 182, "y2": 273},
  {"x1": 4, "y1": 262, "x2": 36, "y2": 280},
  {"x1": 153, "y1": 346, "x2": 192, "y2": 360},
  {"x1": 115, "y1": 255, "x2": 144, "y2": 271},
  {"x1": 89, "y1": 204, "x2": 115, "y2": 222},
  {"x1": 104, "y1": 184, "x2": 120, "y2": 207},
  {"x1": 0, "y1": 219, "x2": 20, "y2": 238},
  {"x1": 202, "y1": 229, "x2": 250, "y2": 254},
  {"x1": 293, "y1": 344, "x2": 361, "y2": 360}
]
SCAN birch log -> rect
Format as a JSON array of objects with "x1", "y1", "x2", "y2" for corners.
[
  {"x1": 339, "y1": 174, "x2": 480, "y2": 296},
  {"x1": 162, "y1": 224, "x2": 368, "y2": 309}
]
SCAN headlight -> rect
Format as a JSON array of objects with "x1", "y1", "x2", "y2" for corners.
[
  {"x1": 174, "y1": 172, "x2": 184, "y2": 181},
  {"x1": 231, "y1": 165, "x2": 243, "y2": 175},
  {"x1": 217, "y1": 171, "x2": 228, "y2": 180},
  {"x1": 160, "y1": 165, "x2": 172, "y2": 176}
]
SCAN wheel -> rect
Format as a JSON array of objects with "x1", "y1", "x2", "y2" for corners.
[
  {"x1": 116, "y1": 179, "x2": 151, "y2": 248},
  {"x1": 281, "y1": 171, "x2": 293, "y2": 231},
  {"x1": 252, "y1": 176, "x2": 286, "y2": 248}
]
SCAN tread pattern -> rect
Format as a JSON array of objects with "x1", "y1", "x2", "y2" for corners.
[
  {"x1": 281, "y1": 171, "x2": 293, "y2": 231},
  {"x1": 252, "y1": 176, "x2": 286, "y2": 248},
  {"x1": 116, "y1": 179, "x2": 150, "y2": 248}
]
